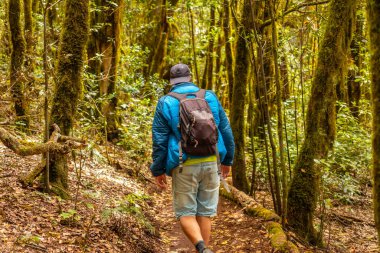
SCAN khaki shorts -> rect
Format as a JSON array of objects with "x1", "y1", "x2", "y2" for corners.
[{"x1": 171, "y1": 161, "x2": 220, "y2": 219}]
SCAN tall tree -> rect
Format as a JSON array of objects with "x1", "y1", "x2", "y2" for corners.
[
  {"x1": 23, "y1": 0, "x2": 35, "y2": 83},
  {"x1": 9, "y1": 0, "x2": 28, "y2": 129},
  {"x1": 348, "y1": 8, "x2": 364, "y2": 118},
  {"x1": 287, "y1": 0, "x2": 356, "y2": 245},
  {"x1": 141, "y1": 0, "x2": 179, "y2": 77},
  {"x1": 201, "y1": 4, "x2": 216, "y2": 90},
  {"x1": 47, "y1": 0, "x2": 89, "y2": 197},
  {"x1": 223, "y1": 0, "x2": 234, "y2": 108},
  {"x1": 367, "y1": 0, "x2": 380, "y2": 245},
  {"x1": 87, "y1": 0, "x2": 123, "y2": 141},
  {"x1": 230, "y1": 0, "x2": 251, "y2": 193}
]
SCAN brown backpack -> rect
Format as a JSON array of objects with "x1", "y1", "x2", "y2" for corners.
[{"x1": 168, "y1": 89, "x2": 218, "y2": 157}]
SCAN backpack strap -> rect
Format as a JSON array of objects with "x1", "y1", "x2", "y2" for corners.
[
  {"x1": 195, "y1": 89, "x2": 206, "y2": 98},
  {"x1": 168, "y1": 89, "x2": 206, "y2": 101},
  {"x1": 168, "y1": 92, "x2": 188, "y2": 101}
]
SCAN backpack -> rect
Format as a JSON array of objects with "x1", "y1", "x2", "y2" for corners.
[{"x1": 168, "y1": 89, "x2": 218, "y2": 157}]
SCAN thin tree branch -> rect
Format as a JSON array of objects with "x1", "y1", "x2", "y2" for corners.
[{"x1": 260, "y1": 0, "x2": 330, "y2": 28}]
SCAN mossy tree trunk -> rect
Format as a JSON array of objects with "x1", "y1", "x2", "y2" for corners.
[
  {"x1": 287, "y1": 0, "x2": 356, "y2": 245},
  {"x1": 201, "y1": 4, "x2": 215, "y2": 90},
  {"x1": 223, "y1": 0, "x2": 234, "y2": 109},
  {"x1": 23, "y1": 0, "x2": 35, "y2": 86},
  {"x1": 9, "y1": 0, "x2": 29, "y2": 130},
  {"x1": 88, "y1": 0, "x2": 123, "y2": 141},
  {"x1": 348, "y1": 9, "x2": 364, "y2": 118},
  {"x1": 230, "y1": 0, "x2": 251, "y2": 193},
  {"x1": 47, "y1": 0, "x2": 89, "y2": 198},
  {"x1": 141, "y1": 0, "x2": 179, "y2": 77},
  {"x1": 367, "y1": 0, "x2": 380, "y2": 245}
]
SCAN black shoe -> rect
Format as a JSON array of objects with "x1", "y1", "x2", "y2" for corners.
[{"x1": 201, "y1": 248, "x2": 214, "y2": 253}]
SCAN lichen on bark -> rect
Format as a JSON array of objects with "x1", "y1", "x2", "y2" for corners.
[
  {"x1": 287, "y1": 0, "x2": 356, "y2": 245},
  {"x1": 47, "y1": 0, "x2": 90, "y2": 198}
]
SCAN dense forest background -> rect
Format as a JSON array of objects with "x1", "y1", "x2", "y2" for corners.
[{"x1": 0, "y1": 0, "x2": 379, "y2": 252}]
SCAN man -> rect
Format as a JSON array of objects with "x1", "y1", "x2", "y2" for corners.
[{"x1": 150, "y1": 63, "x2": 235, "y2": 253}]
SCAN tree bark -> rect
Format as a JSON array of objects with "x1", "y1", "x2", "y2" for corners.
[
  {"x1": 223, "y1": 0, "x2": 234, "y2": 109},
  {"x1": 23, "y1": 0, "x2": 35, "y2": 85},
  {"x1": 230, "y1": 0, "x2": 251, "y2": 193},
  {"x1": 201, "y1": 5, "x2": 215, "y2": 90},
  {"x1": 348, "y1": 9, "x2": 364, "y2": 118},
  {"x1": 367, "y1": 0, "x2": 380, "y2": 245},
  {"x1": 287, "y1": 0, "x2": 356, "y2": 245},
  {"x1": 9, "y1": 0, "x2": 29, "y2": 130},
  {"x1": 88, "y1": 0, "x2": 123, "y2": 141},
  {"x1": 48, "y1": 0, "x2": 89, "y2": 198}
]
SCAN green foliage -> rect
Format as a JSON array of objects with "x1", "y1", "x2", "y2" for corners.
[
  {"x1": 16, "y1": 232, "x2": 42, "y2": 245},
  {"x1": 59, "y1": 208, "x2": 81, "y2": 221},
  {"x1": 318, "y1": 103, "x2": 371, "y2": 203},
  {"x1": 102, "y1": 193, "x2": 155, "y2": 235}
]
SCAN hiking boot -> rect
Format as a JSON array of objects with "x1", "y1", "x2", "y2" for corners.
[{"x1": 201, "y1": 248, "x2": 214, "y2": 253}]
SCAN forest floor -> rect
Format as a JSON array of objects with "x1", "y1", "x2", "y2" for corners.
[
  {"x1": 0, "y1": 136, "x2": 378, "y2": 253},
  {"x1": 0, "y1": 138, "x2": 273, "y2": 253}
]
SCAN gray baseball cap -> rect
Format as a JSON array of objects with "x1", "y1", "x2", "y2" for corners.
[{"x1": 170, "y1": 63, "x2": 192, "y2": 85}]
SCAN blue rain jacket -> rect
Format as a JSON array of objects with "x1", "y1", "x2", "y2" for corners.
[{"x1": 150, "y1": 82, "x2": 235, "y2": 176}]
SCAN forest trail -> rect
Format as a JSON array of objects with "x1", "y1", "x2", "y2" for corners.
[
  {"x1": 1, "y1": 139, "x2": 377, "y2": 253},
  {"x1": 0, "y1": 140, "x2": 272, "y2": 253},
  {"x1": 153, "y1": 179, "x2": 272, "y2": 253}
]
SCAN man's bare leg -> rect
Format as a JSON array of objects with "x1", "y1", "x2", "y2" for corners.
[
  {"x1": 179, "y1": 216, "x2": 204, "y2": 244},
  {"x1": 196, "y1": 216, "x2": 211, "y2": 245}
]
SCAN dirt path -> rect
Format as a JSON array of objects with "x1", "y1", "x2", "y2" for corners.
[{"x1": 152, "y1": 179, "x2": 272, "y2": 253}]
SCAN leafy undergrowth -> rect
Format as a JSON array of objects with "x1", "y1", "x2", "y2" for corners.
[{"x1": 0, "y1": 142, "x2": 162, "y2": 253}]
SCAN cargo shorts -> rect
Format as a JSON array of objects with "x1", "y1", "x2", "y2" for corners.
[{"x1": 171, "y1": 161, "x2": 220, "y2": 219}]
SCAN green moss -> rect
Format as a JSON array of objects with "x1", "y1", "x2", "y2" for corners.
[
  {"x1": 265, "y1": 222, "x2": 299, "y2": 253},
  {"x1": 287, "y1": 0, "x2": 357, "y2": 246},
  {"x1": 47, "y1": 0, "x2": 90, "y2": 198},
  {"x1": 230, "y1": 0, "x2": 252, "y2": 193},
  {"x1": 246, "y1": 205, "x2": 281, "y2": 222}
]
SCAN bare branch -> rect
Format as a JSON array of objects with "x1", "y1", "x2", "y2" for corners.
[{"x1": 260, "y1": 1, "x2": 330, "y2": 29}]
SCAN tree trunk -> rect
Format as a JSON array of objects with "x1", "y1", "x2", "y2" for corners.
[
  {"x1": 88, "y1": 0, "x2": 123, "y2": 141},
  {"x1": 230, "y1": 0, "x2": 251, "y2": 193},
  {"x1": 142, "y1": 0, "x2": 179, "y2": 77},
  {"x1": 223, "y1": 0, "x2": 234, "y2": 109},
  {"x1": 9, "y1": 0, "x2": 28, "y2": 130},
  {"x1": 47, "y1": 0, "x2": 89, "y2": 198},
  {"x1": 367, "y1": 0, "x2": 380, "y2": 245},
  {"x1": 348, "y1": 9, "x2": 364, "y2": 118},
  {"x1": 23, "y1": 0, "x2": 35, "y2": 85},
  {"x1": 201, "y1": 5, "x2": 215, "y2": 90},
  {"x1": 287, "y1": 0, "x2": 356, "y2": 245},
  {"x1": 269, "y1": 0, "x2": 286, "y2": 219}
]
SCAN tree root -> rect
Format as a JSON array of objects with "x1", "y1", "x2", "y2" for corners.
[
  {"x1": 20, "y1": 159, "x2": 46, "y2": 187},
  {"x1": 220, "y1": 183, "x2": 299, "y2": 253}
]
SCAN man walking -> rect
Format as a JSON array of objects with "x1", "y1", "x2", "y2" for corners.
[{"x1": 150, "y1": 63, "x2": 235, "y2": 253}]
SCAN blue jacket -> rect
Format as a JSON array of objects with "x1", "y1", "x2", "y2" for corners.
[{"x1": 150, "y1": 82, "x2": 235, "y2": 176}]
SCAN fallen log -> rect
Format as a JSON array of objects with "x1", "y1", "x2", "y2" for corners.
[{"x1": 220, "y1": 183, "x2": 299, "y2": 253}]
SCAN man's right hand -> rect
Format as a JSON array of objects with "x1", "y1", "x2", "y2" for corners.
[
  {"x1": 155, "y1": 174, "x2": 167, "y2": 190},
  {"x1": 221, "y1": 165, "x2": 231, "y2": 179}
]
